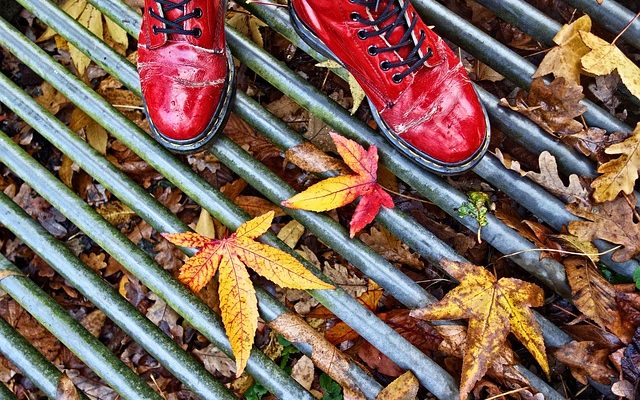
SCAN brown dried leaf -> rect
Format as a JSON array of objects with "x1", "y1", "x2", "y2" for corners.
[
  {"x1": 193, "y1": 344, "x2": 236, "y2": 378},
  {"x1": 553, "y1": 340, "x2": 616, "y2": 384},
  {"x1": 56, "y1": 374, "x2": 81, "y2": 400},
  {"x1": 285, "y1": 142, "x2": 347, "y2": 175},
  {"x1": 501, "y1": 77, "x2": 586, "y2": 135},
  {"x1": 234, "y1": 195, "x2": 285, "y2": 218},
  {"x1": 223, "y1": 114, "x2": 280, "y2": 161},
  {"x1": 564, "y1": 257, "x2": 632, "y2": 342},
  {"x1": 291, "y1": 355, "x2": 315, "y2": 390},
  {"x1": 568, "y1": 194, "x2": 640, "y2": 262},
  {"x1": 526, "y1": 151, "x2": 589, "y2": 205},
  {"x1": 96, "y1": 201, "x2": 135, "y2": 225},
  {"x1": 270, "y1": 312, "x2": 366, "y2": 399},
  {"x1": 80, "y1": 309, "x2": 106, "y2": 338},
  {"x1": 360, "y1": 226, "x2": 423, "y2": 268}
]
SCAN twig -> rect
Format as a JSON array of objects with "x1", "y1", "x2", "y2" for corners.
[{"x1": 611, "y1": 9, "x2": 640, "y2": 46}]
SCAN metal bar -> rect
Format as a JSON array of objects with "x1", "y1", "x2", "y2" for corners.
[
  {"x1": 0, "y1": 10, "x2": 466, "y2": 399},
  {"x1": 564, "y1": 0, "x2": 640, "y2": 48},
  {"x1": 0, "y1": 71, "x2": 451, "y2": 400},
  {"x1": 0, "y1": 252, "x2": 162, "y2": 400},
  {"x1": 0, "y1": 130, "x2": 313, "y2": 400},
  {"x1": 411, "y1": 0, "x2": 632, "y2": 134},
  {"x1": 0, "y1": 315, "x2": 72, "y2": 400}
]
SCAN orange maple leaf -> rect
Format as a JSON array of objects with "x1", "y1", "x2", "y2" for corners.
[
  {"x1": 410, "y1": 260, "x2": 549, "y2": 400},
  {"x1": 281, "y1": 133, "x2": 394, "y2": 237},
  {"x1": 162, "y1": 211, "x2": 333, "y2": 375}
]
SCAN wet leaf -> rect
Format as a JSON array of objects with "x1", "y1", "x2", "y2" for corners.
[
  {"x1": 591, "y1": 123, "x2": 640, "y2": 202},
  {"x1": 501, "y1": 77, "x2": 586, "y2": 135},
  {"x1": 376, "y1": 371, "x2": 419, "y2": 400},
  {"x1": 291, "y1": 355, "x2": 315, "y2": 390},
  {"x1": 359, "y1": 226, "x2": 423, "y2": 268},
  {"x1": 410, "y1": 260, "x2": 549, "y2": 400},
  {"x1": 162, "y1": 211, "x2": 333, "y2": 375},
  {"x1": 96, "y1": 201, "x2": 135, "y2": 225},
  {"x1": 564, "y1": 257, "x2": 631, "y2": 342},
  {"x1": 568, "y1": 194, "x2": 640, "y2": 262},
  {"x1": 282, "y1": 133, "x2": 394, "y2": 237},
  {"x1": 553, "y1": 340, "x2": 616, "y2": 384},
  {"x1": 533, "y1": 15, "x2": 592, "y2": 84},
  {"x1": 580, "y1": 31, "x2": 640, "y2": 101}
]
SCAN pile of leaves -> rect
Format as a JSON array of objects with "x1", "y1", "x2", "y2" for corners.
[{"x1": 1, "y1": 0, "x2": 640, "y2": 399}]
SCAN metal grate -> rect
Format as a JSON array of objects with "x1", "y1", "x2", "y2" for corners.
[{"x1": 0, "y1": 0, "x2": 637, "y2": 398}]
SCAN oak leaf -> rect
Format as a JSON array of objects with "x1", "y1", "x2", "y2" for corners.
[
  {"x1": 501, "y1": 77, "x2": 586, "y2": 135},
  {"x1": 282, "y1": 133, "x2": 394, "y2": 237},
  {"x1": 553, "y1": 340, "x2": 616, "y2": 385},
  {"x1": 580, "y1": 31, "x2": 640, "y2": 101},
  {"x1": 533, "y1": 15, "x2": 592, "y2": 84},
  {"x1": 568, "y1": 194, "x2": 640, "y2": 262},
  {"x1": 591, "y1": 123, "x2": 640, "y2": 202},
  {"x1": 410, "y1": 260, "x2": 549, "y2": 400},
  {"x1": 162, "y1": 211, "x2": 333, "y2": 375}
]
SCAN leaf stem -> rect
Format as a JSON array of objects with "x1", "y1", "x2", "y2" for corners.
[{"x1": 611, "y1": 9, "x2": 640, "y2": 46}]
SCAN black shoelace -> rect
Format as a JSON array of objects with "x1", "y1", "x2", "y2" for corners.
[
  {"x1": 150, "y1": 0, "x2": 202, "y2": 37},
  {"x1": 351, "y1": 0, "x2": 433, "y2": 83}
]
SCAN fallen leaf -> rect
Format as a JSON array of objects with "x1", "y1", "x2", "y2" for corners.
[
  {"x1": 376, "y1": 371, "x2": 419, "y2": 400},
  {"x1": 501, "y1": 77, "x2": 586, "y2": 135},
  {"x1": 37, "y1": 0, "x2": 88, "y2": 42},
  {"x1": 277, "y1": 220, "x2": 305, "y2": 249},
  {"x1": 553, "y1": 340, "x2": 616, "y2": 384},
  {"x1": 563, "y1": 257, "x2": 631, "y2": 341},
  {"x1": 85, "y1": 121, "x2": 108, "y2": 155},
  {"x1": 162, "y1": 211, "x2": 333, "y2": 375},
  {"x1": 226, "y1": 12, "x2": 267, "y2": 48},
  {"x1": 591, "y1": 123, "x2": 640, "y2": 202},
  {"x1": 270, "y1": 312, "x2": 367, "y2": 399},
  {"x1": 581, "y1": 31, "x2": 640, "y2": 101},
  {"x1": 568, "y1": 194, "x2": 640, "y2": 262},
  {"x1": 282, "y1": 133, "x2": 394, "y2": 237},
  {"x1": 71, "y1": 4, "x2": 103, "y2": 75},
  {"x1": 527, "y1": 151, "x2": 589, "y2": 205},
  {"x1": 410, "y1": 260, "x2": 549, "y2": 400},
  {"x1": 553, "y1": 234, "x2": 600, "y2": 263},
  {"x1": 56, "y1": 374, "x2": 81, "y2": 400},
  {"x1": 234, "y1": 195, "x2": 285, "y2": 218},
  {"x1": 0, "y1": 270, "x2": 24, "y2": 281},
  {"x1": 533, "y1": 15, "x2": 592, "y2": 84},
  {"x1": 195, "y1": 208, "x2": 217, "y2": 239},
  {"x1": 193, "y1": 344, "x2": 236, "y2": 378},
  {"x1": 360, "y1": 226, "x2": 423, "y2": 268},
  {"x1": 621, "y1": 327, "x2": 640, "y2": 394},
  {"x1": 284, "y1": 141, "x2": 347, "y2": 175},
  {"x1": 291, "y1": 355, "x2": 315, "y2": 390},
  {"x1": 95, "y1": 201, "x2": 135, "y2": 225},
  {"x1": 80, "y1": 309, "x2": 106, "y2": 338}
]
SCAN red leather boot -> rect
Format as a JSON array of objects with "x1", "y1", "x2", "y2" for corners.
[
  {"x1": 289, "y1": 0, "x2": 489, "y2": 174},
  {"x1": 138, "y1": 0, "x2": 234, "y2": 153}
]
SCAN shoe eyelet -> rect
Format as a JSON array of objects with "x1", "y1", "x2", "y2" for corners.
[
  {"x1": 392, "y1": 73, "x2": 403, "y2": 84},
  {"x1": 357, "y1": 29, "x2": 367, "y2": 40},
  {"x1": 152, "y1": 25, "x2": 159, "y2": 35},
  {"x1": 368, "y1": 45, "x2": 377, "y2": 56},
  {"x1": 193, "y1": 27, "x2": 202, "y2": 37},
  {"x1": 350, "y1": 11, "x2": 360, "y2": 21},
  {"x1": 194, "y1": 7, "x2": 202, "y2": 18},
  {"x1": 380, "y1": 60, "x2": 391, "y2": 71}
]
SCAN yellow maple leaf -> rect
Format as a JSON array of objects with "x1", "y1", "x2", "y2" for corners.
[
  {"x1": 410, "y1": 260, "x2": 549, "y2": 400},
  {"x1": 591, "y1": 123, "x2": 640, "y2": 202},
  {"x1": 162, "y1": 211, "x2": 333, "y2": 375},
  {"x1": 580, "y1": 31, "x2": 640, "y2": 101},
  {"x1": 533, "y1": 15, "x2": 592, "y2": 85}
]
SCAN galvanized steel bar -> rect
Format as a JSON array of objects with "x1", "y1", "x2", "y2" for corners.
[
  {"x1": 0, "y1": 75, "x2": 454, "y2": 400},
  {"x1": 411, "y1": 0, "x2": 633, "y2": 134},
  {"x1": 0, "y1": 110, "x2": 315, "y2": 400},
  {"x1": 0, "y1": 315, "x2": 73, "y2": 399},
  {"x1": 0, "y1": 24, "x2": 452, "y2": 398},
  {"x1": 0, "y1": 250, "x2": 163, "y2": 400}
]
